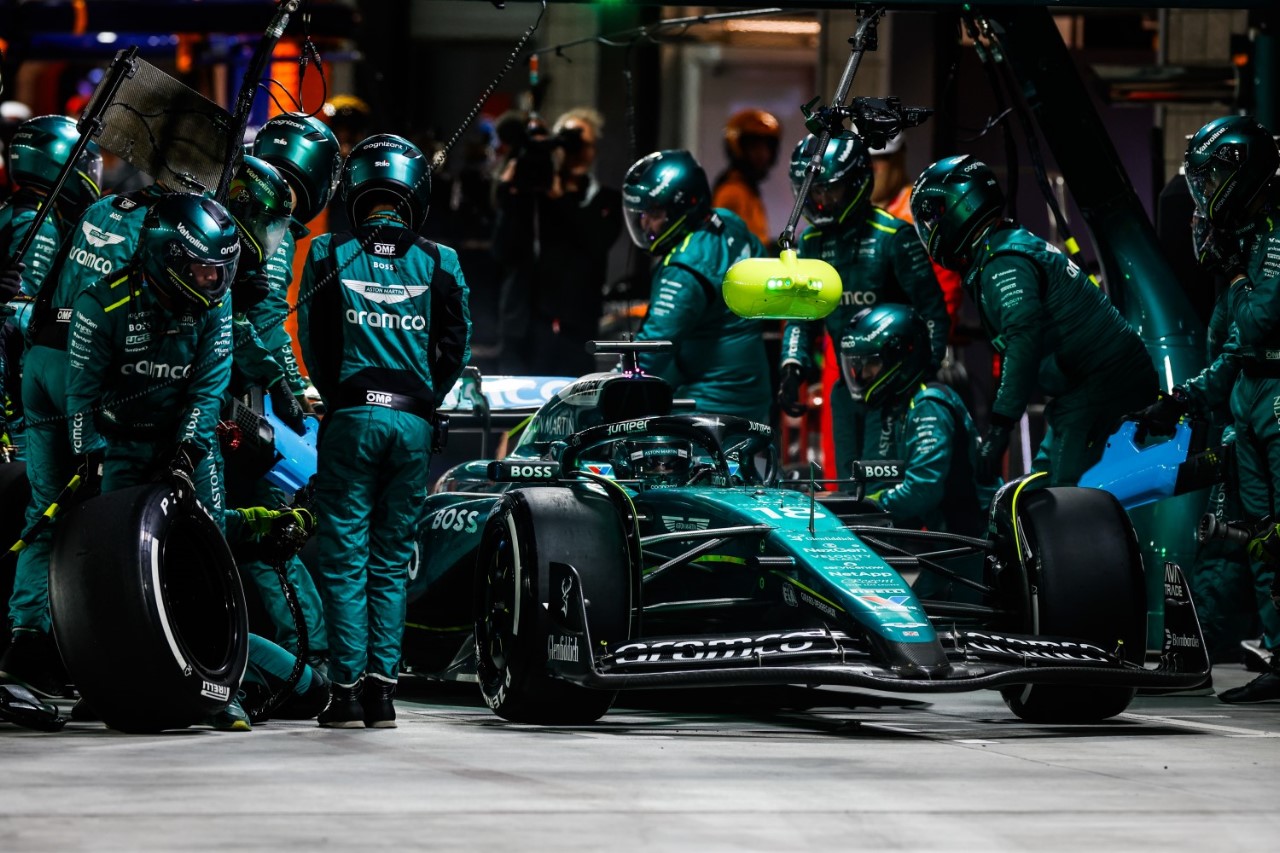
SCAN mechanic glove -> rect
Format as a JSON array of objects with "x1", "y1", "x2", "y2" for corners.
[
  {"x1": 1130, "y1": 387, "x2": 1190, "y2": 442},
  {"x1": 167, "y1": 441, "x2": 206, "y2": 478},
  {"x1": 1247, "y1": 522, "x2": 1280, "y2": 565},
  {"x1": 230, "y1": 269, "x2": 272, "y2": 313},
  {"x1": 977, "y1": 414, "x2": 1015, "y2": 484},
  {"x1": 777, "y1": 364, "x2": 808, "y2": 418},
  {"x1": 236, "y1": 506, "x2": 283, "y2": 539},
  {"x1": 0, "y1": 261, "x2": 25, "y2": 303},
  {"x1": 268, "y1": 379, "x2": 307, "y2": 435}
]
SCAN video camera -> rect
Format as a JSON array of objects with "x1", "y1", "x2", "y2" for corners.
[{"x1": 511, "y1": 120, "x2": 585, "y2": 194}]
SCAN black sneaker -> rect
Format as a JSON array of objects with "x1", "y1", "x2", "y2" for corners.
[
  {"x1": 318, "y1": 680, "x2": 364, "y2": 728},
  {"x1": 0, "y1": 630, "x2": 69, "y2": 699},
  {"x1": 1219, "y1": 670, "x2": 1280, "y2": 704},
  {"x1": 362, "y1": 677, "x2": 397, "y2": 729},
  {"x1": 1241, "y1": 639, "x2": 1273, "y2": 673}
]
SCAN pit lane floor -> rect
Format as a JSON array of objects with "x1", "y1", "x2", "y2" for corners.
[{"x1": 1, "y1": 666, "x2": 1277, "y2": 852}]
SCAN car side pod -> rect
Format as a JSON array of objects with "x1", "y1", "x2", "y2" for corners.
[{"x1": 723, "y1": 249, "x2": 842, "y2": 320}]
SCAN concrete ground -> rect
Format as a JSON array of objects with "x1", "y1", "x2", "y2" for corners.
[{"x1": 1, "y1": 665, "x2": 1277, "y2": 852}]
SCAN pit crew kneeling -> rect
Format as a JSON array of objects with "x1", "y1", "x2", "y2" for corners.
[
  {"x1": 299, "y1": 134, "x2": 472, "y2": 728},
  {"x1": 841, "y1": 304, "x2": 996, "y2": 599}
]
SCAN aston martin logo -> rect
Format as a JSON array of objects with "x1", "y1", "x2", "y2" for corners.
[
  {"x1": 342, "y1": 278, "x2": 429, "y2": 305},
  {"x1": 662, "y1": 516, "x2": 710, "y2": 532},
  {"x1": 81, "y1": 221, "x2": 126, "y2": 248}
]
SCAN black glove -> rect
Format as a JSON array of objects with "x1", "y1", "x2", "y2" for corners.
[
  {"x1": 777, "y1": 364, "x2": 808, "y2": 418},
  {"x1": 268, "y1": 379, "x2": 306, "y2": 436},
  {"x1": 977, "y1": 414, "x2": 1015, "y2": 484},
  {"x1": 1130, "y1": 387, "x2": 1190, "y2": 442},
  {"x1": 75, "y1": 450, "x2": 105, "y2": 499},
  {"x1": 168, "y1": 441, "x2": 206, "y2": 478},
  {"x1": 231, "y1": 270, "x2": 272, "y2": 312},
  {"x1": 0, "y1": 261, "x2": 26, "y2": 303}
]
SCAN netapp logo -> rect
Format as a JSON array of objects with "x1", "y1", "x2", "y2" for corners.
[
  {"x1": 121, "y1": 360, "x2": 193, "y2": 379},
  {"x1": 345, "y1": 309, "x2": 426, "y2": 330}
]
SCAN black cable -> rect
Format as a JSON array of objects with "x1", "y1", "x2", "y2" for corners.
[{"x1": 962, "y1": 13, "x2": 1019, "y2": 220}]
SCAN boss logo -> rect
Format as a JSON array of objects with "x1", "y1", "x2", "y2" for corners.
[
  {"x1": 374, "y1": 242, "x2": 396, "y2": 255},
  {"x1": 509, "y1": 464, "x2": 553, "y2": 478},
  {"x1": 366, "y1": 391, "x2": 393, "y2": 406},
  {"x1": 488, "y1": 461, "x2": 561, "y2": 481},
  {"x1": 430, "y1": 507, "x2": 480, "y2": 533}
]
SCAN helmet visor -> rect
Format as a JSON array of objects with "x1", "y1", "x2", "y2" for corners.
[
  {"x1": 235, "y1": 210, "x2": 290, "y2": 265},
  {"x1": 624, "y1": 206, "x2": 681, "y2": 254},
  {"x1": 1185, "y1": 163, "x2": 1224, "y2": 218},
  {"x1": 840, "y1": 353, "x2": 884, "y2": 404},
  {"x1": 802, "y1": 183, "x2": 848, "y2": 226},
  {"x1": 167, "y1": 254, "x2": 236, "y2": 309},
  {"x1": 627, "y1": 440, "x2": 692, "y2": 488}
]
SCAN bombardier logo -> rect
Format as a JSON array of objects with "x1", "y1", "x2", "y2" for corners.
[
  {"x1": 81, "y1": 221, "x2": 126, "y2": 249},
  {"x1": 342, "y1": 278, "x2": 428, "y2": 305}
]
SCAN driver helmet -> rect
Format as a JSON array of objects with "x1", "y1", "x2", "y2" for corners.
[
  {"x1": 622, "y1": 149, "x2": 711, "y2": 256},
  {"x1": 614, "y1": 437, "x2": 692, "y2": 489},
  {"x1": 909, "y1": 155, "x2": 1005, "y2": 270},
  {"x1": 252, "y1": 112, "x2": 342, "y2": 224},
  {"x1": 839, "y1": 303, "x2": 930, "y2": 407},
  {"x1": 140, "y1": 193, "x2": 240, "y2": 312},
  {"x1": 8, "y1": 114, "x2": 103, "y2": 221},
  {"x1": 788, "y1": 132, "x2": 872, "y2": 229},
  {"x1": 1183, "y1": 115, "x2": 1279, "y2": 229}
]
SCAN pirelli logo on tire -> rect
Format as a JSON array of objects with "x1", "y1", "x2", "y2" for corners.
[{"x1": 487, "y1": 461, "x2": 561, "y2": 482}]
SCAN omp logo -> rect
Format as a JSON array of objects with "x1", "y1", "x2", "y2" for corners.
[
  {"x1": 662, "y1": 516, "x2": 710, "y2": 532},
  {"x1": 342, "y1": 278, "x2": 428, "y2": 305},
  {"x1": 345, "y1": 309, "x2": 426, "y2": 330},
  {"x1": 117, "y1": 198, "x2": 138, "y2": 211},
  {"x1": 56, "y1": 308, "x2": 73, "y2": 322},
  {"x1": 81, "y1": 221, "x2": 126, "y2": 248},
  {"x1": 121, "y1": 360, "x2": 193, "y2": 379},
  {"x1": 373, "y1": 242, "x2": 396, "y2": 255},
  {"x1": 200, "y1": 681, "x2": 230, "y2": 701},
  {"x1": 177, "y1": 222, "x2": 208, "y2": 252},
  {"x1": 366, "y1": 391, "x2": 393, "y2": 406}
]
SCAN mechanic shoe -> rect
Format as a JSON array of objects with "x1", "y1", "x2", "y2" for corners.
[
  {"x1": 0, "y1": 629, "x2": 69, "y2": 699},
  {"x1": 318, "y1": 680, "x2": 364, "y2": 728},
  {"x1": 208, "y1": 696, "x2": 252, "y2": 732},
  {"x1": 361, "y1": 676, "x2": 397, "y2": 729},
  {"x1": 1219, "y1": 670, "x2": 1280, "y2": 704},
  {"x1": 1241, "y1": 639, "x2": 1273, "y2": 673}
]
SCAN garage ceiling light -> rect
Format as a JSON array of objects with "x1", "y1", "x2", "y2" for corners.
[{"x1": 724, "y1": 19, "x2": 821, "y2": 36}]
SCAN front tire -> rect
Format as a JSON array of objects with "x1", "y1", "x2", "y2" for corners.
[
  {"x1": 474, "y1": 487, "x2": 630, "y2": 724},
  {"x1": 999, "y1": 487, "x2": 1146, "y2": 723},
  {"x1": 50, "y1": 484, "x2": 249, "y2": 733}
]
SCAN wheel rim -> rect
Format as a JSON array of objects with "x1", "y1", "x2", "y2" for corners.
[{"x1": 477, "y1": 525, "x2": 517, "y2": 686}]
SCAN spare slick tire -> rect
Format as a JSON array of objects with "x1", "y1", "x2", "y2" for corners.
[
  {"x1": 49, "y1": 483, "x2": 249, "y2": 733},
  {"x1": 0, "y1": 461, "x2": 32, "y2": 659}
]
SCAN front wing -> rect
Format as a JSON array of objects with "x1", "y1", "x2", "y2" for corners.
[{"x1": 544, "y1": 562, "x2": 1211, "y2": 694}]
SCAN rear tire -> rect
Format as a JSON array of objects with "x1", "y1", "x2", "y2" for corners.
[
  {"x1": 50, "y1": 484, "x2": 249, "y2": 733},
  {"x1": 474, "y1": 487, "x2": 630, "y2": 724},
  {"x1": 999, "y1": 487, "x2": 1146, "y2": 723}
]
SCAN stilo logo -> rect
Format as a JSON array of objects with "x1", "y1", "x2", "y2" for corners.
[
  {"x1": 375, "y1": 160, "x2": 391, "y2": 168},
  {"x1": 342, "y1": 278, "x2": 427, "y2": 305},
  {"x1": 82, "y1": 221, "x2": 126, "y2": 249}
]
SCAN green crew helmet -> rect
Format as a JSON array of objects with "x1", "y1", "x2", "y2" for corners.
[
  {"x1": 141, "y1": 193, "x2": 240, "y2": 312},
  {"x1": 252, "y1": 112, "x2": 341, "y2": 224},
  {"x1": 226, "y1": 155, "x2": 294, "y2": 266},
  {"x1": 622, "y1": 149, "x2": 711, "y2": 255},
  {"x1": 839, "y1": 303, "x2": 930, "y2": 407},
  {"x1": 789, "y1": 132, "x2": 872, "y2": 228},
  {"x1": 1184, "y1": 115, "x2": 1279, "y2": 229},
  {"x1": 909, "y1": 155, "x2": 1005, "y2": 271},
  {"x1": 8, "y1": 114, "x2": 102, "y2": 219},
  {"x1": 340, "y1": 133, "x2": 432, "y2": 231}
]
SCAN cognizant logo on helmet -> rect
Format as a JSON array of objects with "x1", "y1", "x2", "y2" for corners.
[
  {"x1": 345, "y1": 309, "x2": 426, "y2": 330},
  {"x1": 121, "y1": 360, "x2": 194, "y2": 379}
]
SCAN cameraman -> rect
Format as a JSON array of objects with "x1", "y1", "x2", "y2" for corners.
[{"x1": 493, "y1": 107, "x2": 621, "y2": 376}]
